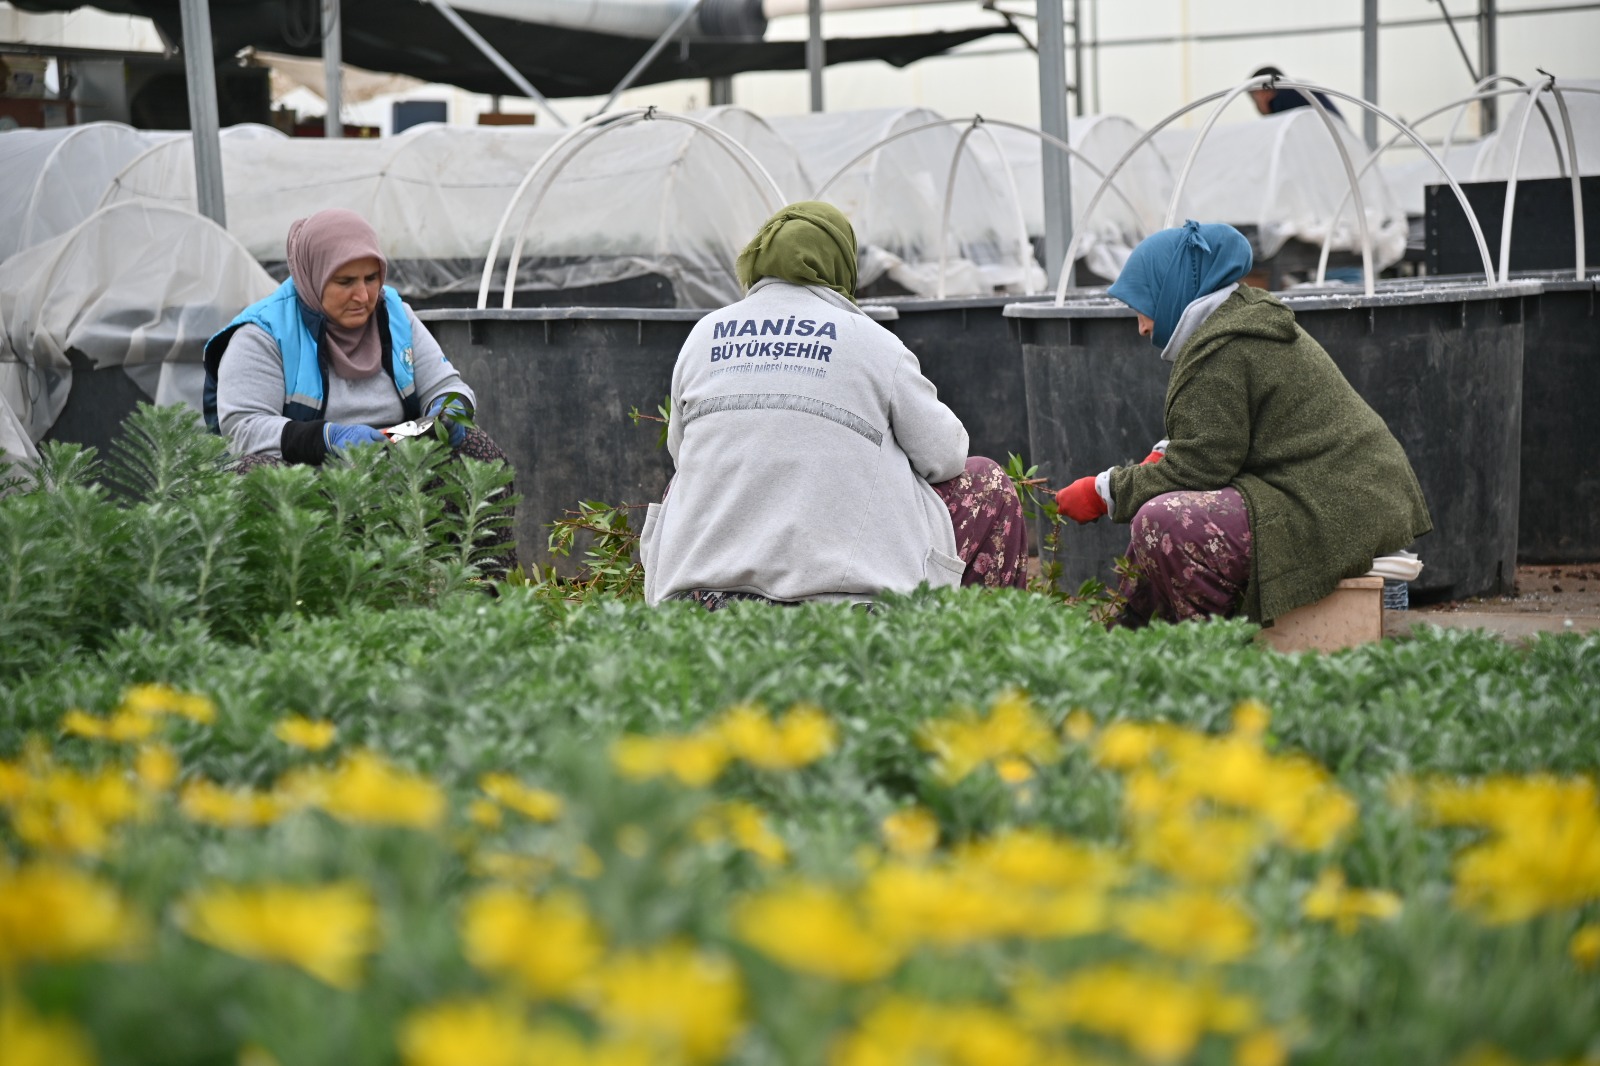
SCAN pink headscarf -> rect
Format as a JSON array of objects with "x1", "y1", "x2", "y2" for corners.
[{"x1": 287, "y1": 209, "x2": 388, "y2": 381}]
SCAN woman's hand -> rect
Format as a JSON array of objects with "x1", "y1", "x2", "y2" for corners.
[
  {"x1": 323, "y1": 423, "x2": 389, "y2": 452},
  {"x1": 427, "y1": 394, "x2": 472, "y2": 449},
  {"x1": 1056, "y1": 476, "x2": 1108, "y2": 524}
]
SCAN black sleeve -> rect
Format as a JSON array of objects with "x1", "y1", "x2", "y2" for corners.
[{"x1": 280, "y1": 420, "x2": 330, "y2": 466}]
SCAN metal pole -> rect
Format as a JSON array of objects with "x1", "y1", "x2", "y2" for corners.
[
  {"x1": 323, "y1": 0, "x2": 341, "y2": 138},
  {"x1": 428, "y1": 0, "x2": 569, "y2": 126},
  {"x1": 709, "y1": 76, "x2": 733, "y2": 106},
  {"x1": 594, "y1": 0, "x2": 708, "y2": 116},
  {"x1": 1479, "y1": 0, "x2": 1499, "y2": 132},
  {"x1": 178, "y1": 0, "x2": 226, "y2": 227},
  {"x1": 1037, "y1": 0, "x2": 1073, "y2": 288},
  {"x1": 1071, "y1": 0, "x2": 1084, "y2": 116},
  {"x1": 807, "y1": 0, "x2": 824, "y2": 111},
  {"x1": 1362, "y1": 0, "x2": 1378, "y2": 148}
]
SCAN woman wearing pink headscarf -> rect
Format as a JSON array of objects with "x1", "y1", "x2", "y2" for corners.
[{"x1": 204, "y1": 208, "x2": 516, "y2": 565}]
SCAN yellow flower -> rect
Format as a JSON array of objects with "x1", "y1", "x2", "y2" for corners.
[
  {"x1": 590, "y1": 942, "x2": 743, "y2": 1064},
  {"x1": 4, "y1": 759, "x2": 148, "y2": 856},
  {"x1": 460, "y1": 886, "x2": 603, "y2": 997},
  {"x1": 1016, "y1": 964, "x2": 1257, "y2": 1064},
  {"x1": 479, "y1": 774, "x2": 563, "y2": 822},
  {"x1": 272, "y1": 715, "x2": 337, "y2": 752},
  {"x1": 713, "y1": 702, "x2": 837, "y2": 770},
  {"x1": 831, "y1": 996, "x2": 1059, "y2": 1066},
  {"x1": 1234, "y1": 1030, "x2": 1289, "y2": 1066},
  {"x1": 237, "y1": 1044, "x2": 282, "y2": 1066},
  {"x1": 398, "y1": 1000, "x2": 538, "y2": 1066},
  {"x1": 1420, "y1": 775, "x2": 1600, "y2": 923},
  {"x1": 610, "y1": 734, "x2": 729, "y2": 789},
  {"x1": 1231, "y1": 699, "x2": 1271, "y2": 738},
  {"x1": 134, "y1": 744, "x2": 179, "y2": 792},
  {"x1": 861, "y1": 860, "x2": 1105, "y2": 945},
  {"x1": 1115, "y1": 890, "x2": 1257, "y2": 963},
  {"x1": 918, "y1": 689, "x2": 1059, "y2": 784},
  {"x1": 955, "y1": 828, "x2": 1128, "y2": 892},
  {"x1": 1063, "y1": 707, "x2": 1096, "y2": 743},
  {"x1": 117, "y1": 684, "x2": 216, "y2": 725},
  {"x1": 1131, "y1": 812, "x2": 1266, "y2": 886},
  {"x1": 177, "y1": 881, "x2": 378, "y2": 989},
  {"x1": 0, "y1": 997, "x2": 96, "y2": 1066},
  {"x1": 880, "y1": 807, "x2": 940, "y2": 859},
  {"x1": 279, "y1": 751, "x2": 445, "y2": 830},
  {"x1": 695, "y1": 802, "x2": 787, "y2": 867},
  {"x1": 1569, "y1": 924, "x2": 1600, "y2": 969},
  {"x1": 467, "y1": 851, "x2": 554, "y2": 884},
  {"x1": 0, "y1": 863, "x2": 144, "y2": 969},
  {"x1": 733, "y1": 882, "x2": 904, "y2": 981},
  {"x1": 60, "y1": 709, "x2": 157, "y2": 743},
  {"x1": 467, "y1": 800, "x2": 504, "y2": 829},
  {"x1": 1093, "y1": 721, "x2": 1179, "y2": 770},
  {"x1": 1302, "y1": 870, "x2": 1402, "y2": 934},
  {"x1": 179, "y1": 781, "x2": 286, "y2": 829}
]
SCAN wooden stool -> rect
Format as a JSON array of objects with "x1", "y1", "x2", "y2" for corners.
[{"x1": 1256, "y1": 576, "x2": 1385, "y2": 653}]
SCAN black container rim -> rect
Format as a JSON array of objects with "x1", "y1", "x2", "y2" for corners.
[
  {"x1": 869, "y1": 293, "x2": 1059, "y2": 313},
  {"x1": 417, "y1": 304, "x2": 901, "y2": 324},
  {"x1": 1002, "y1": 277, "x2": 1543, "y2": 319}
]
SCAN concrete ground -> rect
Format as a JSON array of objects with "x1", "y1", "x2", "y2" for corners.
[{"x1": 1388, "y1": 564, "x2": 1600, "y2": 640}]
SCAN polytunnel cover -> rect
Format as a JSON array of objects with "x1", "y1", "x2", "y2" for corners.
[
  {"x1": 0, "y1": 201, "x2": 276, "y2": 443},
  {"x1": 1154, "y1": 109, "x2": 1408, "y2": 269}
]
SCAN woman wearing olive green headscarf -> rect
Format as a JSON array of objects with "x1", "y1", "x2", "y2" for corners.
[{"x1": 639, "y1": 202, "x2": 1027, "y2": 610}]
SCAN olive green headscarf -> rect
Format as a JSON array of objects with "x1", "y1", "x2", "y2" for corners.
[{"x1": 735, "y1": 201, "x2": 859, "y2": 303}]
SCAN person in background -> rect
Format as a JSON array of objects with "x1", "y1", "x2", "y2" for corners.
[
  {"x1": 204, "y1": 207, "x2": 516, "y2": 568},
  {"x1": 1248, "y1": 65, "x2": 1344, "y2": 119},
  {"x1": 1053, "y1": 221, "x2": 1430, "y2": 629},
  {"x1": 641, "y1": 201, "x2": 1027, "y2": 610}
]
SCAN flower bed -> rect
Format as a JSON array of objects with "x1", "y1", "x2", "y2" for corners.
[{"x1": 2, "y1": 415, "x2": 1598, "y2": 1066}]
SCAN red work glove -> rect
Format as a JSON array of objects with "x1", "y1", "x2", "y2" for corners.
[
  {"x1": 1056, "y1": 476, "x2": 1108, "y2": 524},
  {"x1": 1141, "y1": 450, "x2": 1163, "y2": 465}
]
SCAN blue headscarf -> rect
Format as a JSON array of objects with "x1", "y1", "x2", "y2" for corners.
[{"x1": 1107, "y1": 221, "x2": 1254, "y2": 348}]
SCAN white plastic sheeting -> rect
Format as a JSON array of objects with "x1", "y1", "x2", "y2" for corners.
[
  {"x1": 0, "y1": 202, "x2": 275, "y2": 443},
  {"x1": 1471, "y1": 80, "x2": 1600, "y2": 181},
  {"x1": 0, "y1": 123, "x2": 179, "y2": 263},
  {"x1": 1153, "y1": 110, "x2": 1409, "y2": 270},
  {"x1": 769, "y1": 108, "x2": 1043, "y2": 297},
  {"x1": 99, "y1": 124, "x2": 568, "y2": 299},
  {"x1": 976, "y1": 114, "x2": 1174, "y2": 281},
  {"x1": 492, "y1": 108, "x2": 810, "y2": 308}
]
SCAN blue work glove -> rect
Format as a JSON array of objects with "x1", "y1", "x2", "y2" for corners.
[
  {"x1": 323, "y1": 422, "x2": 389, "y2": 453},
  {"x1": 427, "y1": 394, "x2": 471, "y2": 449}
]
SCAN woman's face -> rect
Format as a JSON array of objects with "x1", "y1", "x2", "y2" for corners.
[
  {"x1": 321, "y1": 256, "x2": 383, "y2": 329},
  {"x1": 1136, "y1": 313, "x2": 1155, "y2": 338}
]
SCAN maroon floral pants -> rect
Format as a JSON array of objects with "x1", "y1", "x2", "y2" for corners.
[
  {"x1": 1118, "y1": 487, "x2": 1252, "y2": 627},
  {"x1": 682, "y1": 455, "x2": 1028, "y2": 610},
  {"x1": 929, "y1": 456, "x2": 1029, "y2": 590}
]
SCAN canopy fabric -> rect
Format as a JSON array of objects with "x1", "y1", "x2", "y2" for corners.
[
  {"x1": 0, "y1": 201, "x2": 275, "y2": 442},
  {"x1": 1152, "y1": 110, "x2": 1408, "y2": 269},
  {"x1": 9, "y1": 0, "x2": 1014, "y2": 98}
]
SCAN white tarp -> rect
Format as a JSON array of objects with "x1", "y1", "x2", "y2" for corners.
[
  {"x1": 769, "y1": 108, "x2": 1043, "y2": 297},
  {"x1": 0, "y1": 122, "x2": 180, "y2": 263},
  {"x1": 1154, "y1": 109, "x2": 1409, "y2": 269},
  {"x1": 974, "y1": 114, "x2": 1174, "y2": 281},
  {"x1": 493, "y1": 108, "x2": 811, "y2": 308},
  {"x1": 0, "y1": 202, "x2": 276, "y2": 443},
  {"x1": 1472, "y1": 80, "x2": 1600, "y2": 181},
  {"x1": 96, "y1": 109, "x2": 810, "y2": 306}
]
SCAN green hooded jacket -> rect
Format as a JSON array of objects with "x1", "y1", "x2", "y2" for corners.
[{"x1": 1109, "y1": 286, "x2": 1433, "y2": 624}]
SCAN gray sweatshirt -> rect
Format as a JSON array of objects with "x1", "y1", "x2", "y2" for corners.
[
  {"x1": 641, "y1": 279, "x2": 969, "y2": 605},
  {"x1": 215, "y1": 306, "x2": 475, "y2": 458}
]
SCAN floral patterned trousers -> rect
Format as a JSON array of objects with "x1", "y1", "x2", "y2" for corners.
[
  {"x1": 1118, "y1": 487, "x2": 1253, "y2": 627},
  {"x1": 682, "y1": 455, "x2": 1028, "y2": 610}
]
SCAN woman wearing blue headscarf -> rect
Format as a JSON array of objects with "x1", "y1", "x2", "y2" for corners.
[{"x1": 1055, "y1": 221, "x2": 1431, "y2": 627}]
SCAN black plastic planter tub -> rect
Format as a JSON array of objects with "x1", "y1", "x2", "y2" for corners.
[
  {"x1": 419, "y1": 304, "x2": 899, "y2": 571},
  {"x1": 1005, "y1": 278, "x2": 1541, "y2": 602}
]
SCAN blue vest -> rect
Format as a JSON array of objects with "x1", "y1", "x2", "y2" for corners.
[{"x1": 203, "y1": 278, "x2": 418, "y2": 433}]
